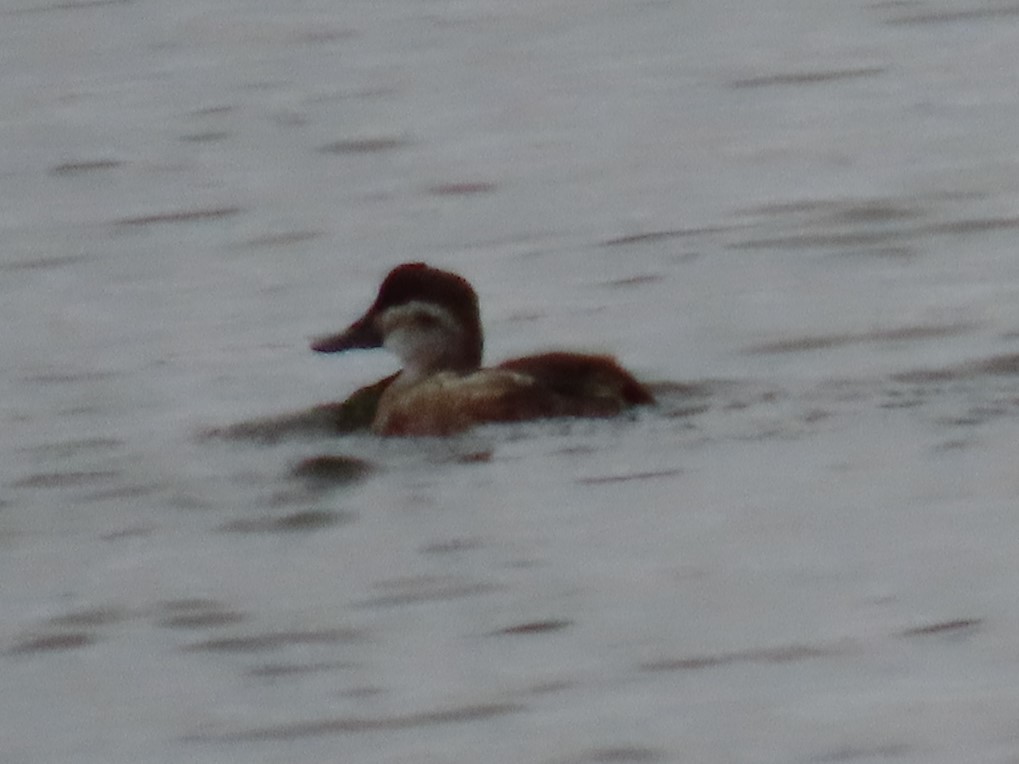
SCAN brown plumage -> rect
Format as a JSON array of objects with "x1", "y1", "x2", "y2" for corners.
[{"x1": 311, "y1": 263, "x2": 653, "y2": 436}]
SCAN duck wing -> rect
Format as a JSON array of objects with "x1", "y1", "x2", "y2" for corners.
[{"x1": 497, "y1": 352, "x2": 654, "y2": 407}]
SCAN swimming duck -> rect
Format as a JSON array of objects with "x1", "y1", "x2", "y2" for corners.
[{"x1": 311, "y1": 263, "x2": 653, "y2": 436}]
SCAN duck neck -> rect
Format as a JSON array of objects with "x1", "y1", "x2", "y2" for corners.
[{"x1": 384, "y1": 324, "x2": 480, "y2": 386}]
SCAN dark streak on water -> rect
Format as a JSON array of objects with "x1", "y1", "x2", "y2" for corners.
[
  {"x1": 246, "y1": 660, "x2": 356, "y2": 678},
  {"x1": 22, "y1": 370, "x2": 120, "y2": 385},
  {"x1": 189, "y1": 105, "x2": 233, "y2": 117},
  {"x1": 884, "y1": 4, "x2": 1019, "y2": 25},
  {"x1": 642, "y1": 615, "x2": 986, "y2": 676},
  {"x1": 577, "y1": 468, "x2": 682, "y2": 485},
  {"x1": 731, "y1": 214, "x2": 1019, "y2": 252},
  {"x1": 730, "y1": 230, "x2": 911, "y2": 251},
  {"x1": 47, "y1": 607, "x2": 126, "y2": 627},
  {"x1": 184, "y1": 628, "x2": 365, "y2": 653},
  {"x1": 578, "y1": 747, "x2": 664, "y2": 763},
  {"x1": 893, "y1": 352, "x2": 1019, "y2": 383},
  {"x1": 427, "y1": 181, "x2": 497, "y2": 196},
  {"x1": 238, "y1": 231, "x2": 323, "y2": 249},
  {"x1": 745, "y1": 323, "x2": 977, "y2": 355},
  {"x1": 419, "y1": 537, "x2": 485, "y2": 555},
  {"x1": 641, "y1": 643, "x2": 840, "y2": 672},
  {"x1": 290, "y1": 454, "x2": 373, "y2": 484},
  {"x1": 218, "y1": 509, "x2": 352, "y2": 534},
  {"x1": 317, "y1": 137, "x2": 409, "y2": 154},
  {"x1": 927, "y1": 216, "x2": 1019, "y2": 234},
  {"x1": 21, "y1": 437, "x2": 124, "y2": 456},
  {"x1": 8, "y1": 632, "x2": 95, "y2": 654},
  {"x1": 824, "y1": 201, "x2": 921, "y2": 224},
  {"x1": 811, "y1": 744, "x2": 913, "y2": 763},
  {"x1": 12, "y1": 470, "x2": 120, "y2": 488},
  {"x1": 5, "y1": 0, "x2": 131, "y2": 15},
  {"x1": 179, "y1": 131, "x2": 231, "y2": 143},
  {"x1": 493, "y1": 619, "x2": 572, "y2": 636},
  {"x1": 601, "y1": 227, "x2": 728, "y2": 247},
  {"x1": 81, "y1": 484, "x2": 163, "y2": 502},
  {"x1": 49, "y1": 159, "x2": 122, "y2": 176},
  {"x1": 188, "y1": 702, "x2": 525, "y2": 742},
  {"x1": 114, "y1": 206, "x2": 242, "y2": 227},
  {"x1": 730, "y1": 66, "x2": 886, "y2": 89},
  {"x1": 201, "y1": 400, "x2": 372, "y2": 442},
  {"x1": 601, "y1": 273, "x2": 664, "y2": 288},
  {"x1": 838, "y1": 245, "x2": 916, "y2": 260},
  {"x1": 156, "y1": 598, "x2": 233, "y2": 613},
  {"x1": 899, "y1": 618, "x2": 982, "y2": 638},
  {"x1": 158, "y1": 611, "x2": 248, "y2": 629},
  {"x1": 0, "y1": 254, "x2": 92, "y2": 271}
]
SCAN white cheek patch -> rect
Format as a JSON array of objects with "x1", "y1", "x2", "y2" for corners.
[{"x1": 379, "y1": 302, "x2": 461, "y2": 374}]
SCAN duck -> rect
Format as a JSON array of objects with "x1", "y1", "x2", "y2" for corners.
[{"x1": 311, "y1": 262, "x2": 654, "y2": 436}]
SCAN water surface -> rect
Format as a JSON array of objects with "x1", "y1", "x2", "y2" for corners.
[{"x1": 4, "y1": 1, "x2": 1019, "y2": 762}]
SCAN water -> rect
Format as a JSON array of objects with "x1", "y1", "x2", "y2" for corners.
[{"x1": 4, "y1": 1, "x2": 1019, "y2": 762}]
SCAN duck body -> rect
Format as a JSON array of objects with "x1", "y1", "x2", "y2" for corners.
[{"x1": 311, "y1": 263, "x2": 653, "y2": 436}]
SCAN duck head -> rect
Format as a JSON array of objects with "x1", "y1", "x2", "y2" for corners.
[{"x1": 311, "y1": 263, "x2": 484, "y2": 380}]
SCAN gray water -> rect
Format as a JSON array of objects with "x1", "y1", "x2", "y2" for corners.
[{"x1": 4, "y1": 1, "x2": 1019, "y2": 762}]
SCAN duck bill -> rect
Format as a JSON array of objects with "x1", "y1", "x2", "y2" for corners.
[{"x1": 310, "y1": 313, "x2": 382, "y2": 353}]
